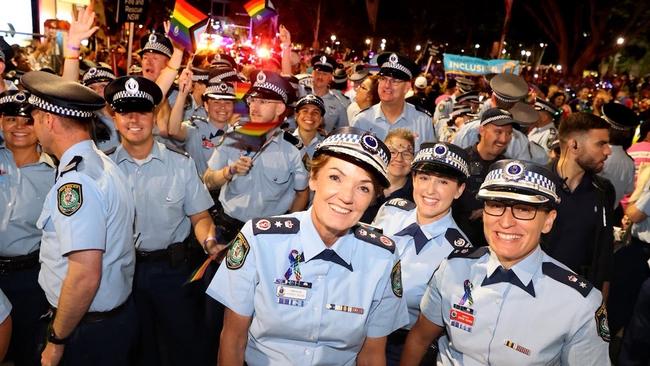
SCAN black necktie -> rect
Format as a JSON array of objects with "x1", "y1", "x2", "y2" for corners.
[
  {"x1": 481, "y1": 266, "x2": 535, "y2": 297},
  {"x1": 395, "y1": 223, "x2": 429, "y2": 254},
  {"x1": 311, "y1": 249, "x2": 353, "y2": 272}
]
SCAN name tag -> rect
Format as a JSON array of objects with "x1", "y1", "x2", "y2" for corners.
[
  {"x1": 276, "y1": 284, "x2": 307, "y2": 300},
  {"x1": 450, "y1": 303, "x2": 475, "y2": 332}
]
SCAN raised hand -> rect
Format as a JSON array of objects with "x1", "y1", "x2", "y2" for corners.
[{"x1": 68, "y1": 6, "x2": 99, "y2": 46}]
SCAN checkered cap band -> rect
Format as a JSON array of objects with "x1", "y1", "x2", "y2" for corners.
[
  {"x1": 111, "y1": 90, "x2": 155, "y2": 105},
  {"x1": 534, "y1": 100, "x2": 558, "y2": 114},
  {"x1": 318, "y1": 133, "x2": 389, "y2": 167},
  {"x1": 413, "y1": 145, "x2": 469, "y2": 178},
  {"x1": 450, "y1": 107, "x2": 471, "y2": 118},
  {"x1": 204, "y1": 84, "x2": 235, "y2": 98},
  {"x1": 209, "y1": 69, "x2": 238, "y2": 83},
  {"x1": 482, "y1": 113, "x2": 514, "y2": 125},
  {"x1": 28, "y1": 94, "x2": 94, "y2": 118},
  {"x1": 380, "y1": 61, "x2": 412, "y2": 79},
  {"x1": 192, "y1": 73, "x2": 209, "y2": 82},
  {"x1": 482, "y1": 167, "x2": 559, "y2": 203},
  {"x1": 493, "y1": 91, "x2": 520, "y2": 104},
  {"x1": 601, "y1": 113, "x2": 629, "y2": 131},
  {"x1": 82, "y1": 68, "x2": 116, "y2": 84},
  {"x1": 0, "y1": 92, "x2": 28, "y2": 106},
  {"x1": 315, "y1": 60, "x2": 334, "y2": 69},
  {"x1": 253, "y1": 81, "x2": 288, "y2": 103},
  {"x1": 457, "y1": 94, "x2": 479, "y2": 104},
  {"x1": 143, "y1": 41, "x2": 172, "y2": 58},
  {"x1": 297, "y1": 94, "x2": 325, "y2": 111}
]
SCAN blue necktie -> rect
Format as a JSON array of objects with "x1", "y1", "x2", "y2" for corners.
[
  {"x1": 311, "y1": 249, "x2": 353, "y2": 272},
  {"x1": 481, "y1": 266, "x2": 536, "y2": 297},
  {"x1": 395, "y1": 223, "x2": 429, "y2": 254}
]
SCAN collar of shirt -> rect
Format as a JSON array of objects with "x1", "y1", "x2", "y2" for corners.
[
  {"x1": 373, "y1": 103, "x2": 407, "y2": 123},
  {"x1": 59, "y1": 139, "x2": 95, "y2": 168},
  {"x1": 486, "y1": 245, "x2": 542, "y2": 292},
  {"x1": 292, "y1": 128, "x2": 322, "y2": 147},
  {"x1": 299, "y1": 208, "x2": 354, "y2": 268},
  {"x1": 402, "y1": 208, "x2": 455, "y2": 243},
  {"x1": 114, "y1": 140, "x2": 165, "y2": 165}
]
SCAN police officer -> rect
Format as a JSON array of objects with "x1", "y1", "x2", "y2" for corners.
[
  {"x1": 207, "y1": 127, "x2": 409, "y2": 365},
  {"x1": 169, "y1": 69, "x2": 237, "y2": 176},
  {"x1": 80, "y1": 66, "x2": 119, "y2": 151},
  {"x1": 528, "y1": 97, "x2": 561, "y2": 153},
  {"x1": 293, "y1": 94, "x2": 326, "y2": 160},
  {"x1": 103, "y1": 75, "x2": 220, "y2": 366},
  {"x1": 476, "y1": 73, "x2": 528, "y2": 118},
  {"x1": 23, "y1": 70, "x2": 137, "y2": 365},
  {"x1": 401, "y1": 159, "x2": 610, "y2": 365},
  {"x1": 372, "y1": 142, "x2": 472, "y2": 365},
  {"x1": 435, "y1": 91, "x2": 479, "y2": 143},
  {"x1": 0, "y1": 90, "x2": 53, "y2": 366},
  {"x1": 177, "y1": 67, "x2": 210, "y2": 122},
  {"x1": 433, "y1": 76, "x2": 475, "y2": 124},
  {"x1": 352, "y1": 53, "x2": 435, "y2": 151},
  {"x1": 310, "y1": 55, "x2": 350, "y2": 133},
  {"x1": 203, "y1": 70, "x2": 309, "y2": 241}
]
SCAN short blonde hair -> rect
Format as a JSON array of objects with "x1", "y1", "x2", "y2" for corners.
[{"x1": 385, "y1": 128, "x2": 415, "y2": 150}]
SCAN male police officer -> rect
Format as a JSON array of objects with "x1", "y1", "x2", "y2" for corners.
[
  {"x1": 23, "y1": 71, "x2": 137, "y2": 365},
  {"x1": 351, "y1": 53, "x2": 435, "y2": 151},
  {"x1": 310, "y1": 55, "x2": 350, "y2": 133}
]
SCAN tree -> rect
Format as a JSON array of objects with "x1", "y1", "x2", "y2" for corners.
[{"x1": 520, "y1": 0, "x2": 650, "y2": 76}]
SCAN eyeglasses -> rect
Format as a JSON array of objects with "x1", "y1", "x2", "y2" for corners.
[
  {"x1": 388, "y1": 148, "x2": 414, "y2": 161},
  {"x1": 246, "y1": 97, "x2": 281, "y2": 106},
  {"x1": 378, "y1": 76, "x2": 406, "y2": 86},
  {"x1": 483, "y1": 200, "x2": 545, "y2": 220}
]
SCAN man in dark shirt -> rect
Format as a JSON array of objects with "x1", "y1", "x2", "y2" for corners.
[
  {"x1": 452, "y1": 108, "x2": 517, "y2": 247},
  {"x1": 543, "y1": 112, "x2": 614, "y2": 299}
]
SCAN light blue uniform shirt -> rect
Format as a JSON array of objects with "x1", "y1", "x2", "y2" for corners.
[
  {"x1": 207, "y1": 209, "x2": 409, "y2": 366},
  {"x1": 452, "y1": 119, "x2": 549, "y2": 164},
  {"x1": 320, "y1": 90, "x2": 350, "y2": 133},
  {"x1": 183, "y1": 118, "x2": 231, "y2": 176},
  {"x1": 527, "y1": 123, "x2": 557, "y2": 153},
  {"x1": 37, "y1": 140, "x2": 135, "y2": 312},
  {"x1": 351, "y1": 102, "x2": 436, "y2": 152},
  {"x1": 182, "y1": 96, "x2": 208, "y2": 122},
  {"x1": 207, "y1": 130, "x2": 309, "y2": 222},
  {"x1": 373, "y1": 203, "x2": 471, "y2": 329},
  {"x1": 631, "y1": 179, "x2": 650, "y2": 243},
  {"x1": 599, "y1": 145, "x2": 635, "y2": 208},
  {"x1": 421, "y1": 246, "x2": 610, "y2": 365},
  {"x1": 94, "y1": 111, "x2": 120, "y2": 152},
  {"x1": 292, "y1": 129, "x2": 324, "y2": 160},
  {"x1": 0, "y1": 147, "x2": 55, "y2": 256},
  {"x1": 433, "y1": 96, "x2": 455, "y2": 124},
  {"x1": 111, "y1": 141, "x2": 212, "y2": 251},
  {"x1": 0, "y1": 289, "x2": 10, "y2": 323}
]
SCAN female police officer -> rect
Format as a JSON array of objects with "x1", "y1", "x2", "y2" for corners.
[
  {"x1": 401, "y1": 159, "x2": 610, "y2": 365},
  {"x1": 207, "y1": 127, "x2": 409, "y2": 365},
  {"x1": 372, "y1": 142, "x2": 471, "y2": 364}
]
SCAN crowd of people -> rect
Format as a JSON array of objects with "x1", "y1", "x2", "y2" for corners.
[{"x1": 2, "y1": 4, "x2": 650, "y2": 366}]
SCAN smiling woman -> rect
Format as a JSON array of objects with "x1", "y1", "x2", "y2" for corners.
[{"x1": 207, "y1": 127, "x2": 410, "y2": 366}]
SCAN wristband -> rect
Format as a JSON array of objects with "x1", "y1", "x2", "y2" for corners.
[
  {"x1": 64, "y1": 56, "x2": 80, "y2": 60},
  {"x1": 48, "y1": 324, "x2": 70, "y2": 345},
  {"x1": 67, "y1": 45, "x2": 81, "y2": 51},
  {"x1": 229, "y1": 165, "x2": 236, "y2": 176}
]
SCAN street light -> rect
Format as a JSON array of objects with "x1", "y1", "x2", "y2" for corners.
[
  {"x1": 381, "y1": 38, "x2": 386, "y2": 44},
  {"x1": 330, "y1": 34, "x2": 336, "y2": 42},
  {"x1": 474, "y1": 43, "x2": 480, "y2": 49},
  {"x1": 617, "y1": 36, "x2": 625, "y2": 45},
  {"x1": 415, "y1": 44, "x2": 421, "y2": 52},
  {"x1": 539, "y1": 42, "x2": 546, "y2": 48},
  {"x1": 365, "y1": 38, "x2": 371, "y2": 45},
  {"x1": 525, "y1": 50, "x2": 531, "y2": 63}
]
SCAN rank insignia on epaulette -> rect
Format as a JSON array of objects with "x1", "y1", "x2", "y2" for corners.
[
  {"x1": 595, "y1": 304, "x2": 611, "y2": 342},
  {"x1": 541, "y1": 262, "x2": 593, "y2": 297},
  {"x1": 226, "y1": 232, "x2": 249, "y2": 270},
  {"x1": 391, "y1": 261, "x2": 403, "y2": 297},
  {"x1": 57, "y1": 183, "x2": 83, "y2": 216},
  {"x1": 253, "y1": 217, "x2": 300, "y2": 235},
  {"x1": 447, "y1": 246, "x2": 488, "y2": 260},
  {"x1": 385, "y1": 198, "x2": 415, "y2": 211},
  {"x1": 353, "y1": 226, "x2": 395, "y2": 253},
  {"x1": 445, "y1": 228, "x2": 472, "y2": 249}
]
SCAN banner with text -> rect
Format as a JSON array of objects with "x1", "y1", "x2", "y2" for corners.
[
  {"x1": 443, "y1": 53, "x2": 520, "y2": 75},
  {"x1": 116, "y1": 0, "x2": 149, "y2": 23}
]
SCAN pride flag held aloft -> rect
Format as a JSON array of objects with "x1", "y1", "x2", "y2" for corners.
[
  {"x1": 168, "y1": 0, "x2": 207, "y2": 51},
  {"x1": 243, "y1": 0, "x2": 277, "y2": 23}
]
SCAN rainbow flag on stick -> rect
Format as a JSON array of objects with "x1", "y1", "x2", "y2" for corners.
[
  {"x1": 186, "y1": 258, "x2": 212, "y2": 284},
  {"x1": 168, "y1": 0, "x2": 207, "y2": 51},
  {"x1": 235, "y1": 82, "x2": 251, "y2": 99},
  {"x1": 243, "y1": 0, "x2": 277, "y2": 24}
]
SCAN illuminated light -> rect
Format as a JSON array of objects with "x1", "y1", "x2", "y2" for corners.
[
  {"x1": 521, "y1": 50, "x2": 526, "y2": 56},
  {"x1": 534, "y1": 73, "x2": 539, "y2": 78},
  {"x1": 539, "y1": 42, "x2": 545, "y2": 47},
  {"x1": 380, "y1": 44, "x2": 385, "y2": 51},
  {"x1": 525, "y1": 51, "x2": 531, "y2": 57},
  {"x1": 415, "y1": 44, "x2": 421, "y2": 51},
  {"x1": 256, "y1": 46, "x2": 271, "y2": 59},
  {"x1": 365, "y1": 38, "x2": 371, "y2": 45},
  {"x1": 557, "y1": 65, "x2": 562, "y2": 70},
  {"x1": 460, "y1": 49, "x2": 464, "y2": 53},
  {"x1": 501, "y1": 49, "x2": 506, "y2": 54},
  {"x1": 583, "y1": 32, "x2": 588, "y2": 37},
  {"x1": 616, "y1": 36, "x2": 625, "y2": 45},
  {"x1": 330, "y1": 34, "x2": 336, "y2": 42},
  {"x1": 325, "y1": 46, "x2": 331, "y2": 53},
  {"x1": 335, "y1": 41, "x2": 340, "y2": 45},
  {"x1": 474, "y1": 43, "x2": 480, "y2": 49},
  {"x1": 436, "y1": 60, "x2": 441, "y2": 64},
  {"x1": 381, "y1": 38, "x2": 386, "y2": 44},
  {"x1": 80, "y1": 39, "x2": 89, "y2": 47},
  {"x1": 138, "y1": 24, "x2": 143, "y2": 29}
]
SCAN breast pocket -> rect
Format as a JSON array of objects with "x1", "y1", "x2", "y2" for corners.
[
  {"x1": 161, "y1": 184, "x2": 185, "y2": 220},
  {"x1": 260, "y1": 158, "x2": 293, "y2": 199}
]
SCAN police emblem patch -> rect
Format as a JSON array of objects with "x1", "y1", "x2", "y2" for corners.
[
  {"x1": 257, "y1": 71, "x2": 267, "y2": 84},
  {"x1": 57, "y1": 183, "x2": 83, "y2": 216},
  {"x1": 125, "y1": 78, "x2": 139, "y2": 94},
  {"x1": 149, "y1": 34, "x2": 157, "y2": 43},
  {"x1": 391, "y1": 261, "x2": 403, "y2": 297},
  {"x1": 595, "y1": 303, "x2": 610, "y2": 342},
  {"x1": 226, "y1": 233, "x2": 250, "y2": 270},
  {"x1": 255, "y1": 219, "x2": 271, "y2": 231}
]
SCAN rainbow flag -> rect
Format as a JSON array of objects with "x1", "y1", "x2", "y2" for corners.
[
  {"x1": 243, "y1": 0, "x2": 266, "y2": 17},
  {"x1": 235, "y1": 82, "x2": 251, "y2": 99},
  {"x1": 234, "y1": 100, "x2": 248, "y2": 116},
  {"x1": 186, "y1": 258, "x2": 212, "y2": 284},
  {"x1": 244, "y1": 0, "x2": 277, "y2": 24},
  {"x1": 235, "y1": 121, "x2": 281, "y2": 137},
  {"x1": 168, "y1": 0, "x2": 207, "y2": 51}
]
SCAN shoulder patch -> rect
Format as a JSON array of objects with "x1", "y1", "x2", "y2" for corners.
[
  {"x1": 356, "y1": 222, "x2": 383, "y2": 234},
  {"x1": 252, "y1": 217, "x2": 300, "y2": 235},
  {"x1": 354, "y1": 226, "x2": 395, "y2": 253},
  {"x1": 225, "y1": 232, "x2": 250, "y2": 270},
  {"x1": 59, "y1": 155, "x2": 83, "y2": 178},
  {"x1": 445, "y1": 228, "x2": 472, "y2": 249},
  {"x1": 385, "y1": 198, "x2": 416, "y2": 211},
  {"x1": 283, "y1": 131, "x2": 304, "y2": 150},
  {"x1": 447, "y1": 246, "x2": 488, "y2": 260},
  {"x1": 414, "y1": 103, "x2": 433, "y2": 117},
  {"x1": 102, "y1": 146, "x2": 117, "y2": 156},
  {"x1": 57, "y1": 183, "x2": 83, "y2": 216},
  {"x1": 542, "y1": 262, "x2": 593, "y2": 297},
  {"x1": 595, "y1": 303, "x2": 611, "y2": 342},
  {"x1": 164, "y1": 143, "x2": 190, "y2": 158},
  {"x1": 391, "y1": 261, "x2": 403, "y2": 297}
]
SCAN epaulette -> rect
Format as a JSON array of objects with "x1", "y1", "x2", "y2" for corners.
[
  {"x1": 283, "y1": 131, "x2": 304, "y2": 150},
  {"x1": 190, "y1": 115, "x2": 209, "y2": 125},
  {"x1": 164, "y1": 143, "x2": 190, "y2": 158},
  {"x1": 445, "y1": 228, "x2": 472, "y2": 249},
  {"x1": 414, "y1": 103, "x2": 433, "y2": 117},
  {"x1": 385, "y1": 198, "x2": 415, "y2": 211},
  {"x1": 59, "y1": 156, "x2": 83, "y2": 178},
  {"x1": 542, "y1": 262, "x2": 593, "y2": 297},
  {"x1": 447, "y1": 246, "x2": 488, "y2": 260},
  {"x1": 102, "y1": 146, "x2": 117, "y2": 156},
  {"x1": 252, "y1": 217, "x2": 300, "y2": 235},
  {"x1": 353, "y1": 226, "x2": 395, "y2": 253},
  {"x1": 355, "y1": 222, "x2": 383, "y2": 234}
]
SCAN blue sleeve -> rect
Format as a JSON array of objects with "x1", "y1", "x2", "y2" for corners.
[
  {"x1": 207, "y1": 144, "x2": 229, "y2": 171},
  {"x1": 420, "y1": 259, "x2": 447, "y2": 327},
  {"x1": 182, "y1": 156, "x2": 213, "y2": 216},
  {"x1": 561, "y1": 289, "x2": 610, "y2": 365},
  {"x1": 289, "y1": 147, "x2": 309, "y2": 191},
  {"x1": 366, "y1": 255, "x2": 410, "y2": 337},
  {"x1": 0, "y1": 289, "x2": 11, "y2": 323}
]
